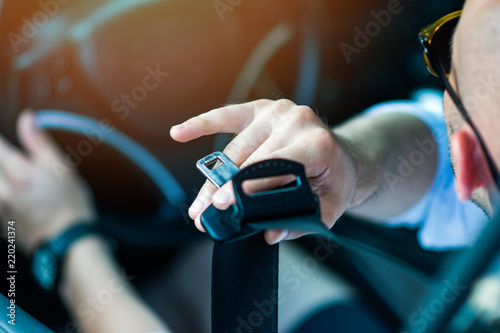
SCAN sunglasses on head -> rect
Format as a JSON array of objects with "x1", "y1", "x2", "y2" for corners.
[{"x1": 418, "y1": 10, "x2": 500, "y2": 190}]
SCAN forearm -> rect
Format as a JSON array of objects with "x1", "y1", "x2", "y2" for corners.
[
  {"x1": 333, "y1": 112, "x2": 437, "y2": 221},
  {"x1": 59, "y1": 237, "x2": 170, "y2": 333}
]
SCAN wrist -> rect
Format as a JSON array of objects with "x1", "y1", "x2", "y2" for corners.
[
  {"x1": 58, "y1": 236, "x2": 112, "y2": 299},
  {"x1": 332, "y1": 130, "x2": 381, "y2": 209},
  {"x1": 31, "y1": 223, "x2": 109, "y2": 293}
]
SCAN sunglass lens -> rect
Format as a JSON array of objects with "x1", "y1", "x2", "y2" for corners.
[{"x1": 428, "y1": 17, "x2": 459, "y2": 75}]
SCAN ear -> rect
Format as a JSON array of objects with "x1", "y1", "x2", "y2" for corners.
[{"x1": 451, "y1": 129, "x2": 491, "y2": 201}]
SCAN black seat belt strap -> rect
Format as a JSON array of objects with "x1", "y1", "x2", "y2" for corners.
[
  {"x1": 197, "y1": 152, "x2": 425, "y2": 333},
  {"x1": 212, "y1": 236, "x2": 278, "y2": 333}
]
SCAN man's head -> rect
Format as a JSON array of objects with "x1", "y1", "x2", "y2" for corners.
[{"x1": 444, "y1": 0, "x2": 500, "y2": 215}]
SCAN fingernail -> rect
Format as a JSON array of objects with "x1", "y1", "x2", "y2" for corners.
[
  {"x1": 171, "y1": 123, "x2": 186, "y2": 130},
  {"x1": 190, "y1": 199, "x2": 205, "y2": 213},
  {"x1": 213, "y1": 188, "x2": 231, "y2": 204},
  {"x1": 271, "y1": 230, "x2": 289, "y2": 245}
]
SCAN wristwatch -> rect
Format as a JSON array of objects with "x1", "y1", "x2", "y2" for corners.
[{"x1": 31, "y1": 224, "x2": 105, "y2": 292}]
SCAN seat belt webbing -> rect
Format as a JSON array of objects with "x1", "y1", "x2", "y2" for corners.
[{"x1": 212, "y1": 235, "x2": 279, "y2": 333}]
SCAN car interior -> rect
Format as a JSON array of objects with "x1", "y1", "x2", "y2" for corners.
[{"x1": 4, "y1": 1, "x2": 499, "y2": 332}]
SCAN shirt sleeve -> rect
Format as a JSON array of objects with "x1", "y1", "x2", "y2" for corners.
[{"x1": 361, "y1": 90, "x2": 488, "y2": 250}]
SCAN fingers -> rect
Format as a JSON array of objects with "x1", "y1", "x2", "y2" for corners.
[
  {"x1": 189, "y1": 180, "x2": 217, "y2": 220},
  {"x1": 17, "y1": 109, "x2": 63, "y2": 163},
  {"x1": 241, "y1": 142, "x2": 318, "y2": 174},
  {"x1": 240, "y1": 174, "x2": 297, "y2": 196},
  {"x1": 170, "y1": 99, "x2": 300, "y2": 143},
  {"x1": 190, "y1": 132, "x2": 276, "y2": 221},
  {"x1": 0, "y1": 129, "x2": 28, "y2": 187},
  {"x1": 170, "y1": 102, "x2": 258, "y2": 143},
  {"x1": 179, "y1": 100, "x2": 331, "y2": 241},
  {"x1": 189, "y1": 179, "x2": 224, "y2": 232},
  {"x1": 264, "y1": 228, "x2": 320, "y2": 245},
  {"x1": 264, "y1": 229, "x2": 289, "y2": 245},
  {"x1": 219, "y1": 121, "x2": 271, "y2": 167},
  {"x1": 194, "y1": 214, "x2": 205, "y2": 232},
  {"x1": 190, "y1": 181, "x2": 236, "y2": 232},
  {"x1": 189, "y1": 122, "x2": 273, "y2": 222},
  {"x1": 212, "y1": 182, "x2": 236, "y2": 209},
  {"x1": 194, "y1": 141, "x2": 321, "y2": 227}
]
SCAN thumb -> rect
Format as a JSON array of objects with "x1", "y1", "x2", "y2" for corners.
[
  {"x1": 17, "y1": 109, "x2": 64, "y2": 162},
  {"x1": 212, "y1": 182, "x2": 236, "y2": 210}
]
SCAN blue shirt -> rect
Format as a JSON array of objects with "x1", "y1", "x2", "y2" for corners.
[{"x1": 363, "y1": 90, "x2": 488, "y2": 250}]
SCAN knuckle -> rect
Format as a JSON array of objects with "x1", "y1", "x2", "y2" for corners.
[
  {"x1": 256, "y1": 99, "x2": 297, "y2": 122},
  {"x1": 256, "y1": 98, "x2": 273, "y2": 105},
  {"x1": 297, "y1": 127, "x2": 335, "y2": 155},
  {"x1": 277, "y1": 98, "x2": 294, "y2": 106},
  {"x1": 273, "y1": 99, "x2": 296, "y2": 114},
  {"x1": 286, "y1": 105, "x2": 316, "y2": 126},
  {"x1": 223, "y1": 141, "x2": 243, "y2": 163},
  {"x1": 277, "y1": 99, "x2": 295, "y2": 110},
  {"x1": 253, "y1": 99, "x2": 273, "y2": 114},
  {"x1": 313, "y1": 128, "x2": 335, "y2": 150}
]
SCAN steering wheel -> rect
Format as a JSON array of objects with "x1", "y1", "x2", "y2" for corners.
[{"x1": 34, "y1": 110, "x2": 199, "y2": 248}]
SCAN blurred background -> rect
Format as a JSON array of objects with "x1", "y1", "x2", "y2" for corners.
[{"x1": 0, "y1": 0, "x2": 464, "y2": 331}]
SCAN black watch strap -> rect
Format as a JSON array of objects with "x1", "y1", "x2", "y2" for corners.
[{"x1": 32, "y1": 223, "x2": 106, "y2": 292}]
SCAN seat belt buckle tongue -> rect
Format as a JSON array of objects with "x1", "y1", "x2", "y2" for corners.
[
  {"x1": 196, "y1": 152, "x2": 320, "y2": 244},
  {"x1": 196, "y1": 151, "x2": 239, "y2": 189}
]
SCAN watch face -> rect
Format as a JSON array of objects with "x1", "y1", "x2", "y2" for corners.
[{"x1": 32, "y1": 247, "x2": 57, "y2": 291}]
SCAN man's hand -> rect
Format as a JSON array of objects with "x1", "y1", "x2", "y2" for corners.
[
  {"x1": 170, "y1": 99, "x2": 358, "y2": 244},
  {"x1": 0, "y1": 110, "x2": 96, "y2": 255},
  {"x1": 0, "y1": 110, "x2": 170, "y2": 333}
]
